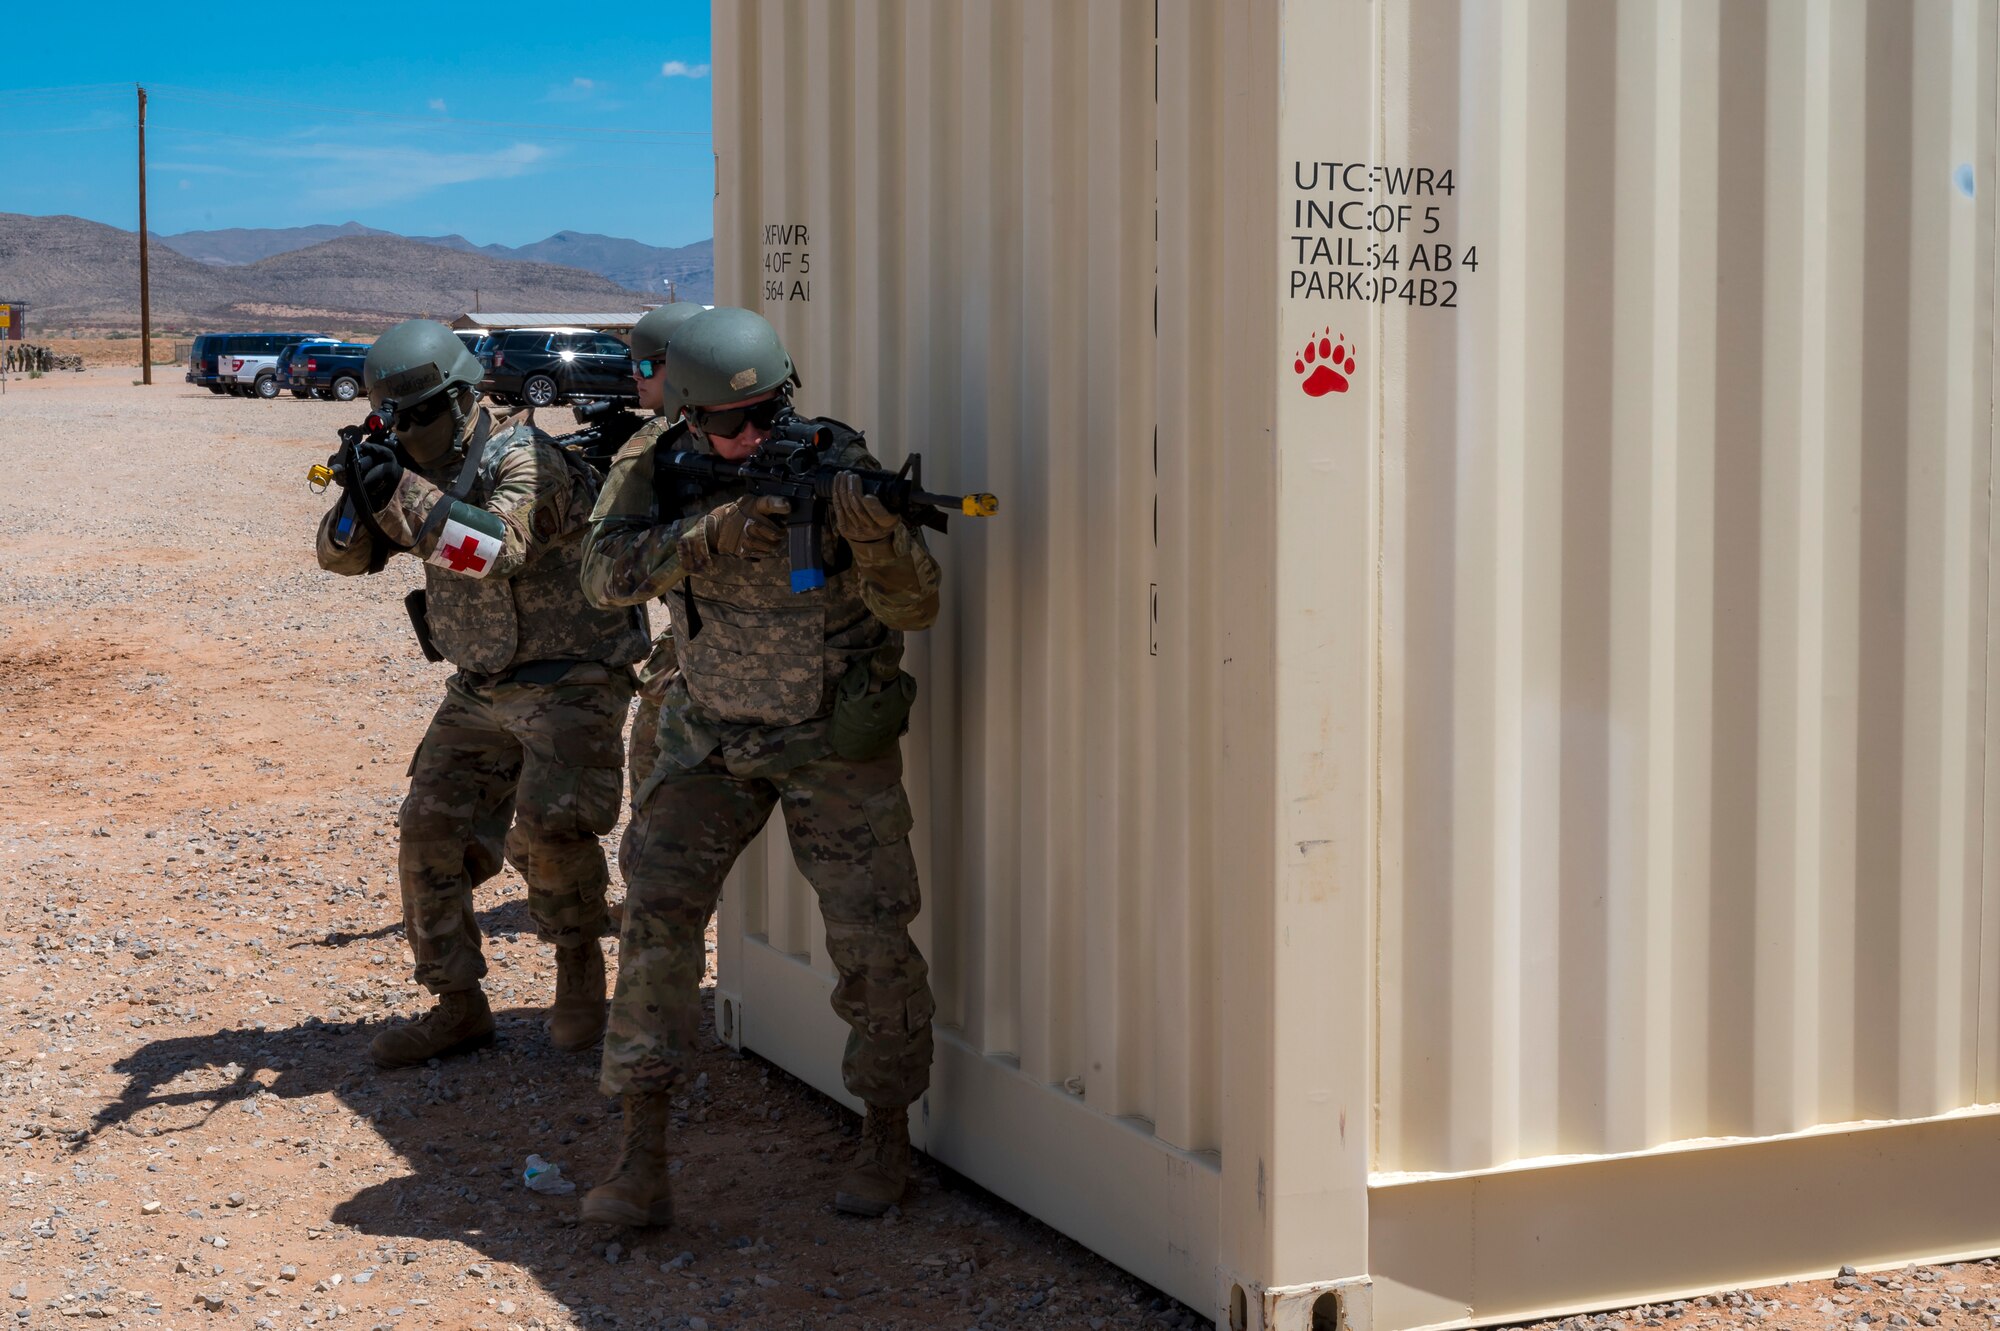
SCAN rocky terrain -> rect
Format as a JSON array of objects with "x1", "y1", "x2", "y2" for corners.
[
  {"x1": 1, "y1": 371, "x2": 1994, "y2": 1331},
  {"x1": 157, "y1": 225, "x2": 714, "y2": 303},
  {"x1": 0, "y1": 215, "x2": 666, "y2": 329}
]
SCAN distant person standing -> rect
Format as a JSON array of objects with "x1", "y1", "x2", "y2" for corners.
[{"x1": 312, "y1": 318, "x2": 649, "y2": 1069}]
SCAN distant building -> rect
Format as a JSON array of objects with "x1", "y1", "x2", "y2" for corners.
[
  {"x1": 0, "y1": 300, "x2": 28, "y2": 342},
  {"x1": 452, "y1": 311, "x2": 658, "y2": 334}
]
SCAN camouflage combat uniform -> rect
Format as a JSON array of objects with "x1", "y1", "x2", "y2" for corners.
[
  {"x1": 580, "y1": 424, "x2": 941, "y2": 1106},
  {"x1": 591, "y1": 415, "x2": 689, "y2": 801},
  {"x1": 317, "y1": 410, "x2": 650, "y2": 995}
]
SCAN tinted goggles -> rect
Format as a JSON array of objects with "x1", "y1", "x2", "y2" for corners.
[
  {"x1": 399, "y1": 392, "x2": 455, "y2": 428},
  {"x1": 635, "y1": 358, "x2": 668, "y2": 380},
  {"x1": 689, "y1": 396, "x2": 785, "y2": 438}
]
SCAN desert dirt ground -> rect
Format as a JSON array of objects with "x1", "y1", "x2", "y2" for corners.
[{"x1": 1, "y1": 369, "x2": 1995, "y2": 1331}]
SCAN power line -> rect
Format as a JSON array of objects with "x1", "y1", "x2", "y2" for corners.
[
  {"x1": 0, "y1": 82, "x2": 128, "y2": 100},
  {"x1": 143, "y1": 120, "x2": 711, "y2": 153},
  {"x1": 0, "y1": 124, "x2": 125, "y2": 139},
  {"x1": 147, "y1": 83, "x2": 712, "y2": 139}
]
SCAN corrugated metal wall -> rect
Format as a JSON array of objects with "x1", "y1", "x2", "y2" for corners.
[
  {"x1": 713, "y1": 0, "x2": 2000, "y2": 1321},
  {"x1": 712, "y1": 0, "x2": 1240, "y2": 1160},
  {"x1": 1372, "y1": 0, "x2": 2000, "y2": 1177}
]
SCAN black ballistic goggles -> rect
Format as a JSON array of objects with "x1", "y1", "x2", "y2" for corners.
[
  {"x1": 689, "y1": 397, "x2": 786, "y2": 438},
  {"x1": 636, "y1": 358, "x2": 667, "y2": 380},
  {"x1": 399, "y1": 393, "x2": 455, "y2": 428}
]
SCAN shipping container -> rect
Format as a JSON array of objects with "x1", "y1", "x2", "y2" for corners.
[{"x1": 708, "y1": 2, "x2": 2000, "y2": 1328}]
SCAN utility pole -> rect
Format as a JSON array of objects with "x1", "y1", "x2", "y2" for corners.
[{"x1": 137, "y1": 85, "x2": 153, "y2": 386}]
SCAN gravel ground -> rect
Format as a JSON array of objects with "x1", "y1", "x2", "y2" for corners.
[{"x1": 0, "y1": 370, "x2": 1993, "y2": 1331}]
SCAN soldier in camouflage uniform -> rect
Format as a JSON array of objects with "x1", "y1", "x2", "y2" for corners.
[
  {"x1": 314, "y1": 319, "x2": 650, "y2": 1070},
  {"x1": 577, "y1": 307, "x2": 940, "y2": 1227},
  {"x1": 589, "y1": 304, "x2": 703, "y2": 938},
  {"x1": 612, "y1": 304, "x2": 704, "y2": 818}
]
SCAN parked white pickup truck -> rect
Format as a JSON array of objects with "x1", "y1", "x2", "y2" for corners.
[{"x1": 217, "y1": 334, "x2": 334, "y2": 398}]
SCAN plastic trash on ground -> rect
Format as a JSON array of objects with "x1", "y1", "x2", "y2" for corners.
[{"x1": 522, "y1": 1154, "x2": 575, "y2": 1196}]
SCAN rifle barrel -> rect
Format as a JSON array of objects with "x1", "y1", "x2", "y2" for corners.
[{"x1": 912, "y1": 488, "x2": 998, "y2": 517}]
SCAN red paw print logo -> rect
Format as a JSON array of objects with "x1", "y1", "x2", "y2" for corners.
[{"x1": 1294, "y1": 330, "x2": 1355, "y2": 397}]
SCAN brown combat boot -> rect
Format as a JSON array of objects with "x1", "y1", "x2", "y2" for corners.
[
  {"x1": 580, "y1": 1092, "x2": 674, "y2": 1227},
  {"x1": 368, "y1": 989, "x2": 495, "y2": 1069},
  {"x1": 547, "y1": 940, "x2": 607, "y2": 1051},
  {"x1": 834, "y1": 1104, "x2": 912, "y2": 1216}
]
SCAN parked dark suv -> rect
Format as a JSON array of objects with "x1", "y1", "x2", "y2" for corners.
[
  {"x1": 456, "y1": 330, "x2": 493, "y2": 366},
  {"x1": 483, "y1": 328, "x2": 635, "y2": 408},
  {"x1": 275, "y1": 339, "x2": 342, "y2": 397},
  {"x1": 288, "y1": 342, "x2": 372, "y2": 401}
]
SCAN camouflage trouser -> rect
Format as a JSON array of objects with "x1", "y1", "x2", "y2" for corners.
[
  {"x1": 602, "y1": 746, "x2": 934, "y2": 1106},
  {"x1": 616, "y1": 631, "x2": 676, "y2": 883},
  {"x1": 398, "y1": 664, "x2": 632, "y2": 995}
]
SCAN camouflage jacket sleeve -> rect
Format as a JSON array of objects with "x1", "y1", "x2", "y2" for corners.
[
  {"x1": 369, "y1": 435, "x2": 579, "y2": 581},
  {"x1": 580, "y1": 419, "x2": 700, "y2": 609},
  {"x1": 313, "y1": 503, "x2": 377, "y2": 576},
  {"x1": 844, "y1": 443, "x2": 942, "y2": 631}
]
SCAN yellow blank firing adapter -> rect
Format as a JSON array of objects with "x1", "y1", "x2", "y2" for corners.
[
  {"x1": 962, "y1": 493, "x2": 999, "y2": 517},
  {"x1": 307, "y1": 463, "x2": 334, "y2": 493}
]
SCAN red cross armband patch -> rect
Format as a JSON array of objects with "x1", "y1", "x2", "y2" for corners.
[{"x1": 428, "y1": 503, "x2": 505, "y2": 578}]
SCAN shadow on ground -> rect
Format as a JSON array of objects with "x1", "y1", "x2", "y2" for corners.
[{"x1": 83, "y1": 911, "x2": 1202, "y2": 1330}]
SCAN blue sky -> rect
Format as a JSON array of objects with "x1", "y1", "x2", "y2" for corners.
[{"x1": 3, "y1": 3, "x2": 714, "y2": 248}]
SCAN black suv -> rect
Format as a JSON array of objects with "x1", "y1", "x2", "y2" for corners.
[
  {"x1": 483, "y1": 328, "x2": 635, "y2": 407},
  {"x1": 284, "y1": 342, "x2": 372, "y2": 400},
  {"x1": 275, "y1": 340, "x2": 341, "y2": 397},
  {"x1": 455, "y1": 330, "x2": 493, "y2": 367}
]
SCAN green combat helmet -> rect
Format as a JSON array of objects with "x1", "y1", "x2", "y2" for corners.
[
  {"x1": 363, "y1": 318, "x2": 484, "y2": 414},
  {"x1": 626, "y1": 303, "x2": 705, "y2": 369},
  {"x1": 661, "y1": 306, "x2": 799, "y2": 409}
]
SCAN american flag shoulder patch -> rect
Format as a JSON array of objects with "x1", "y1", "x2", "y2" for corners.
[{"x1": 428, "y1": 502, "x2": 505, "y2": 579}]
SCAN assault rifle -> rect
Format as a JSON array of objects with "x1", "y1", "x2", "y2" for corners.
[
  {"x1": 551, "y1": 398, "x2": 648, "y2": 476},
  {"x1": 656, "y1": 409, "x2": 998, "y2": 593},
  {"x1": 306, "y1": 399, "x2": 401, "y2": 556}
]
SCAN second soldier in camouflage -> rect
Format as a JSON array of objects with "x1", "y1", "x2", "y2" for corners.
[{"x1": 577, "y1": 307, "x2": 940, "y2": 1228}]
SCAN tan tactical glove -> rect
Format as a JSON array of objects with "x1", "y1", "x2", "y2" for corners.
[
  {"x1": 703, "y1": 494, "x2": 789, "y2": 558},
  {"x1": 831, "y1": 472, "x2": 899, "y2": 544}
]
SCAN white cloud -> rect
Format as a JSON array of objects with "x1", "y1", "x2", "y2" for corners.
[
  {"x1": 428, "y1": 98, "x2": 447, "y2": 112},
  {"x1": 291, "y1": 140, "x2": 553, "y2": 208},
  {"x1": 660, "y1": 61, "x2": 710, "y2": 79},
  {"x1": 544, "y1": 76, "x2": 604, "y2": 104}
]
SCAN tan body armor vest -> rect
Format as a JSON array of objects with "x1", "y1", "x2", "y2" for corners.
[
  {"x1": 426, "y1": 426, "x2": 650, "y2": 675},
  {"x1": 671, "y1": 485, "x2": 898, "y2": 728}
]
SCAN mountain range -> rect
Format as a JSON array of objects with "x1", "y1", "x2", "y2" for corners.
[
  {"x1": 157, "y1": 222, "x2": 713, "y2": 301},
  {"x1": 0, "y1": 212, "x2": 692, "y2": 329}
]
